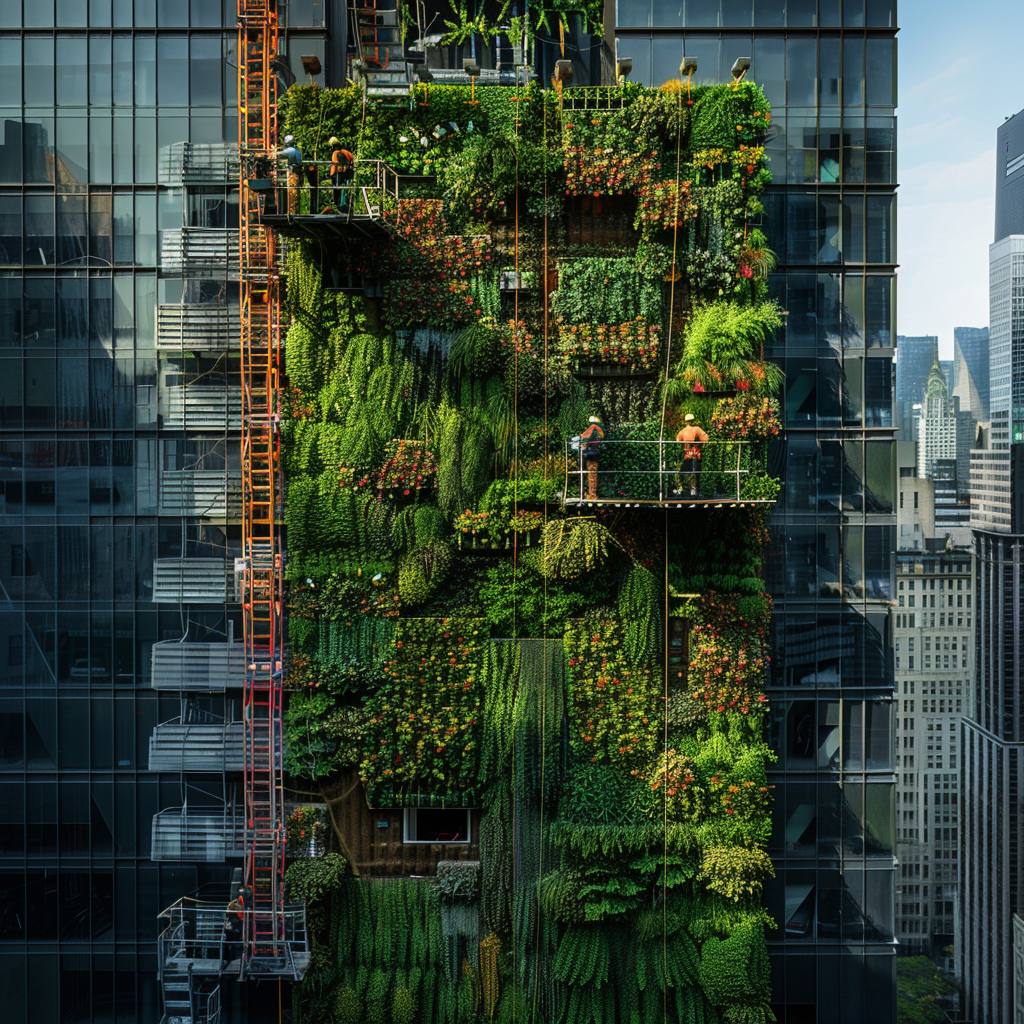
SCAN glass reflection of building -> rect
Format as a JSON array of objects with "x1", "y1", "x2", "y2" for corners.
[
  {"x1": 0, "y1": 3, "x2": 326, "y2": 1021},
  {"x1": 614, "y1": 2, "x2": 897, "y2": 1020}
]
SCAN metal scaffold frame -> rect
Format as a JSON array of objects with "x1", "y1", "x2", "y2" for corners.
[{"x1": 237, "y1": 0, "x2": 286, "y2": 968}]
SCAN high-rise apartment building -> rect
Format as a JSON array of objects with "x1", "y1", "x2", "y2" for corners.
[
  {"x1": 613, "y1": 3, "x2": 899, "y2": 1020},
  {"x1": 896, "y1": 334, "x2": 938, "y2": 440},
  {"x1": 0, "y1": 2, "x2": 333, "y2": 1020},
  {"x1": 892, "y1": 543, "x2": 972, "y2": 958}
]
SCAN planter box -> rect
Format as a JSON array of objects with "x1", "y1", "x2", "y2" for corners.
[{"x1": 575, "y1": 363, "x2": 658, "y2": 378}]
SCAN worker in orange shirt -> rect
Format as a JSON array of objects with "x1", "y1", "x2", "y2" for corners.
[
  {"x1": 676, "y1": 412, "x2": 709, "y2": 496},
  {"x1": 577, "y1": 415, "x2": 605, "y2": 498},
  {"x1": 325, "y1": 136, "x2": 355, "y2": 212}
]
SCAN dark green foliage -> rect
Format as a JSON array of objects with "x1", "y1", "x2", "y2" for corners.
[
  {"x1": 282, "y1": 77, "x2": 781, "y2": 1024},
  {"x1": 896, "y1": 956, "x2": 959, "y2": 1024},
  {"x1": 434, "y1": 860, "x2": 481, "y2": 901}
]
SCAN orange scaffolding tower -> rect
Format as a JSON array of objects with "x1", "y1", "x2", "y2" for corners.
[{"x1": 237, "y1": 0, "x2": 285, "y2": 963}]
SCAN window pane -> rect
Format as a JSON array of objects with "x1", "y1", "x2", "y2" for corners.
[
  {"x1": 157, "y1": 36, "x2": 188, "y2": 106},
  {"x1": 24, "y1": 195, "x2": 55, "y2": 266},
  {"x1": 90, "y1": 116, "x2": 112, "y2": 184},
  {"x1": 25, "y1": 37, "x2": 55, "y2": 108},
  {"x1": 90, "y1": 36, "x2": 113, "y2": 105},
  {"x1": 190, "y1": 36, "x2": 222, "y2": 106},
  {"x1": 135, "y1": 37, "x2": 156, "y2": 107},
  {"x1": 786, "y1": 37, "x2": 816, "y2": 106},
  {"x1": 56, "y1": 36, "x2": 89, "y2": 107},
  {"x1": 843, "y1": 36, "x2": 864, "y2": 109},
  {"x1": 866, "y1": 39, "x2": 893, "y2": 106},
  {"x1": 56, "y1": 116, "x2": 88, "y2": 187}
]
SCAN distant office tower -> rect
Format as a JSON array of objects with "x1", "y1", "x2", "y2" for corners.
[
  {"x1": 939, "y1": 359, "x2": 953, "y2": 396},
  {"x1": 918, "y1": 361, "x2": 958, "y2": 480},
  {"x1": 961, "y1": 455, "x2": 1024, "y2": 1022},
  {"x1": 893, "y1": 541, "x2": 972, "y2": 959},
  {"x1": 995, "y1": 109, "x2": 1024, "y2": 243},
  {"x1": 953, "y1": 326, "x2": 990, "y2": 422},
  {"x1": 960, "y1": 115, "x2": 1024, "y2": 1021},
  {"x1": 897, "y1": 334, "x2": 939, "y2": 440},
  {"x1": 989, "y1": 236, "x2": 1024, "y2": 445}
]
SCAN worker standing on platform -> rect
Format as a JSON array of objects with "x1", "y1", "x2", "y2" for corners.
[
  {"x1": 676, "y1": 413, "x2": 709, "y2": 496},
  {"x1": 577, "y1": 415, "x2": 605, "y2": 499},
  {"x1": 279, "y1": 134, "x2": 303, "y2": 214},
  {"x1": 324, "y1": 137, "x2": 355, "y2": 212},
  {"x1": 224, "y1": 890, "x2": 244, "y2": 964}
]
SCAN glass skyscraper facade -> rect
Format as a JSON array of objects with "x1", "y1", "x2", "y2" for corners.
[
  {"x1": 0, "y1": 1, "x2": 272, "y2": 1020},
  {"x1": 615, "y1": 3, "x2": 898, "y2": 1020},
  {"x1": 0, "y1": 0, "x2": 898, "y2": 1020}
]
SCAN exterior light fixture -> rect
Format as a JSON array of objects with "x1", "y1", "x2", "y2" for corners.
[
  {"x1": 731, "y1": 56, "x2": 751, "y2": 88},
  {"x1": 415, "y1": 65, "x2": 433, "y2": 106},
  {"x1": 680, "y1": 56, "x2": 697, "y2": 105},
  {"x1": 463, "y1": 58, "x2": 481, "y2": 105},
  {"x1": 616, "y1": 58, "x2": 632, "y2": 84},
  {"x1": 554, "y1": 59, "x2": 574, "y2": 84},
  {"x1": 300, "y1": 54, "x2": 322, "y2": 86}
]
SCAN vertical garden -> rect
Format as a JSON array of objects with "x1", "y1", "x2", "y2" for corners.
[{"x1": 277, "y1": 75, "x2": 783, "y2": 1024}]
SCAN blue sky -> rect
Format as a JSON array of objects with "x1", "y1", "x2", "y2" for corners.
[{"x1": 897, "y1": 0, "x2": 1024, "y2": 355}]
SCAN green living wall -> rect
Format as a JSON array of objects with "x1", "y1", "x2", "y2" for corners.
[{"x1": 278, "y1": 78, "x2": 783, "y2": 1024}]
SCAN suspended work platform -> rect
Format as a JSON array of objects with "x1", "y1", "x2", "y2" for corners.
[{"x1": 563, "y1": 439, "x2": 779, "y2": 508}]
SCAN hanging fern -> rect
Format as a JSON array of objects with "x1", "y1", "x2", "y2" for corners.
[
  {"x1": 541, "y1": 518, "x2": 620, "y2": 581},
  {"x1": 618, "y1": 565, "x2": 662, "y2": 665}
]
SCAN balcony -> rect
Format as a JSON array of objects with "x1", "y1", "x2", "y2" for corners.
[
  {"x1": 160, "y1": 386, "x2": 243, "y2": 431},
  {"x1": 151, "y1": 808, "x2": 245, "y2": 862},
  {"x1": 148, "y1": 719, "x2": 245, "y2": 772},
  {"x1": 160, "y1": 228, "x2": 240, "y2": 279},
  {"x1": 159, "y1": 141, "x2": 240, "y2": 186},
  {"x1": 563, "y1": 439, "x2": 779, "y2": 508},
  {"x1": 156, "y1": 303, "x2": 241, "y2": 352},
  {"x1": 158, "y1": 469, "x2": 242, "y2": 518},
  {"x1": 150, "y1": 641, "x2": 247, "y2": 691},
  {"x1": 151, "y1": 558, "x2": 237, "y2": 604}
]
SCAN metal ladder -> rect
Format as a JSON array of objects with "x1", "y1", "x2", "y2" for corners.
[{"x1": 238, "y1": 0, "x2": 286, "y2": 969}]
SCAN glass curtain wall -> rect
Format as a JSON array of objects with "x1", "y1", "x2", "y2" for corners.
[
  {"x1": 613, "y1": 2, "x2": 898, "y2": 1021},
  {"x1": 0, "y1": 1, "x2": 247, "y2": 1021}
]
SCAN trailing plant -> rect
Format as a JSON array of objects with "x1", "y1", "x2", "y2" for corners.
[{"x1": 540, "y1": 517, "x2": 620, "y2": 581}]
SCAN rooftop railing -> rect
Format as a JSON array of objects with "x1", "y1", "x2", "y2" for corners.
[{"x1": 563, "y1": 438, "x2": 778, "y2": 507}]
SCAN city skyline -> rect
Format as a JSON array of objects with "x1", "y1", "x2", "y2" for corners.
[{"x1": 896, "y1": 0, "x2": 1024, "y2": 356}]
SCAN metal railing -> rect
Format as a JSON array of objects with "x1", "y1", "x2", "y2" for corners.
[
  {"x1": 159, "y1": 141, "x2": 241, "y2": 186},
  {"x1": 151, "y1": 558, "x2": 238, "y2": 604},
  {"x1": 151, "y1": 809, "x2": 247, "y2": 862},
  {"x1": 157, "y1": 897, "x2": 309, "y2": 979},
  {"x1": 158, "y1": 469, "x2": 243, "y2": 518},
  {"x1": 151, "y1": 641, "x2": 247, "y2": 691},
  {"x1": 148, "y1": 720, "x2": 246, "y2": 772},
  {"x1": 268, "y1": 158, "x2": 401, "y2": 219},
  {"x1": 160, "y1": 228, "x2": 241, "y2": 279},
  {"x1": 564, "y1": 438, "x2": 774, "y2": 504},
  {"x1": 156, "y1": 303, "x2": 242, "y2": 352}
]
